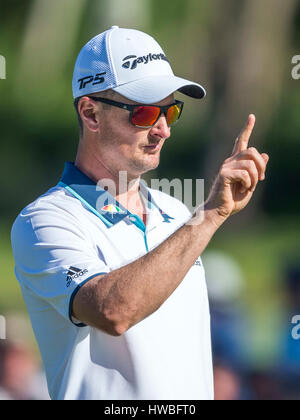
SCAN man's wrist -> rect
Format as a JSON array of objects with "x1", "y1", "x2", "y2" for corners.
[
  {"x1": 204, "y1": 206, "x2": 228, "y2": 230},
  {"x1": 189, "y1": 202, "x2": 228, "y2": 231}
]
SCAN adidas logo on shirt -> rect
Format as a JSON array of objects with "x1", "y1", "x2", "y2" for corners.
[
  {"x1": 66, "y1": 266, "x2": 88, "y2": 288},
  {"x1": 193, "y1": 258, "x2": 202, "y2": 267}
]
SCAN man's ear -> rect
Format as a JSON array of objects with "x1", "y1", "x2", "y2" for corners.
[{"x1": 78, "y1": 97, "x2": 100, "y2": 133}]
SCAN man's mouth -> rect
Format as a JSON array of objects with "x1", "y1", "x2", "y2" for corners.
[{"x1": 143, "y1": 140, "x2": 162, "y2": 152}]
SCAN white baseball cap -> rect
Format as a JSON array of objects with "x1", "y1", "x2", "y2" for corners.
[{"x1": 72, "y1": 26, "x2": 206, "y2": 104}]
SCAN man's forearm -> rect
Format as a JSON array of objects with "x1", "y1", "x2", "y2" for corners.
[
  {"x1": 73, "y1": 115, "x2": 269, "y2": 335},
  {"x1": 95, "y1": 208, "x2": 225, "y2": 334}
]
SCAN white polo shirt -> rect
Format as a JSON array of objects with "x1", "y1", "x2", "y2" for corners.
[{"x1": 11, "y1": 162, "x2": 213, "y2": 400}]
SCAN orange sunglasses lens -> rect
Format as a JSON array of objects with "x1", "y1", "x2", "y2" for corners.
[
  {"x1": 131, "y1": 106, "x2": 161, "y2": 127},
  {"x1": 166, "y1": 104, "x2": 181, "y2": 126}
]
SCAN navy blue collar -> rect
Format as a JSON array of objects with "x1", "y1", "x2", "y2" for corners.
[{"x1": 58, "y1": 162, "x2": 174, "y2": 228}]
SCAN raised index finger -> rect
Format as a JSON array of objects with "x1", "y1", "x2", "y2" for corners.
[{"x1": 232, "y1": 114, "x2": 256, "y2": 156}]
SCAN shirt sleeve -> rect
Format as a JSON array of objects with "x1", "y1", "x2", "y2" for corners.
[{"x1": 11, "y1": 202, "x2": 110, "y2": 326}]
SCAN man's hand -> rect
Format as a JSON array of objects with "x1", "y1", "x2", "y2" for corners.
[{"x1": 205, "y1": 114, "x2": 269, "y2": 221}]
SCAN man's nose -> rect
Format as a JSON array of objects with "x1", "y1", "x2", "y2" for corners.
[{"x1": 149, "y1": 114, "x2": 171, "y2": 140}]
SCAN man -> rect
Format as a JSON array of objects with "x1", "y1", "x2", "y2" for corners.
[{"x1": 11, "y1": 26, "x2": 269, "y2": 400}]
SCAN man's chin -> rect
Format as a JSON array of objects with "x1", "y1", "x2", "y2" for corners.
[
  {"x1": 131, "y1": 156, "x2": 160, "y2": 175},
  {"x1": 142, "y1": 158, "x2": 160, "y2": 174}
]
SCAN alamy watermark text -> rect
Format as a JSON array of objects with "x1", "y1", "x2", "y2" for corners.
[
  {"x1": 0, "y1": 55, "x2": 6, "y2": 80},
  {"x1": 0, "y1": 315, "x2": 6, "y2": 339},
  {"x1": 291, "y1": 315, "x2": 300, "y2": 340},
  {"x1": 95, "y1": 172, "x2": 205, "y2": 223},
  {"x1": 292, "y1": 55, "x2": 300, "y2": 80}
]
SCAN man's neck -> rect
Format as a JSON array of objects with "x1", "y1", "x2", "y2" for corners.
[
  {"x1": 75, "y1": 157, "x2": 147, "y2": 223},
  {"x1": 75, "y1": 150, "x2": 141, "y2": 193}
]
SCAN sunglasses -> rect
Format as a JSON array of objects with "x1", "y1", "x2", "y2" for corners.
[{"x1": 86, "y1": 97, "x2": 184, "y2": 128}]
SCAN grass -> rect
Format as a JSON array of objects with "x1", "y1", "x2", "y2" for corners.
[
  {"x1": 206, "y1": 215, "x2": 300, "y2": 367},
  {"x1": 211, "y1": 215, "x2": 299, "y2": 305}
]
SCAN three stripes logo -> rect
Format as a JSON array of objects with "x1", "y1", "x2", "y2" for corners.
[{"x1": 66, "y1": 266, "x2": 88, "y2": 288}]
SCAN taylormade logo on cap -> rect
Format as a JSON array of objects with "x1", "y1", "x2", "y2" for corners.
[
  {"x1": 122, "y1": 53, "x2": 169, "y2": 70},
  {"x1": 72, "y1": 26, "x2": 206, "y2": 104}
]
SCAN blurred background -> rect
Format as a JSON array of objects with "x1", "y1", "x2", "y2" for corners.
[{"x1": 0, "y1": 0, "x2": 299, "y2": 400}]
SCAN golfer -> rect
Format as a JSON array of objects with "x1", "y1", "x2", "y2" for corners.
[{"x1": 11, "y1": 26, "x2": 269, "y2": 400}]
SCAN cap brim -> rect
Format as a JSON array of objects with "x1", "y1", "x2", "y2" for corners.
[{"x1": 112, "y1": 75, "x2": 206, "y2": 104}]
